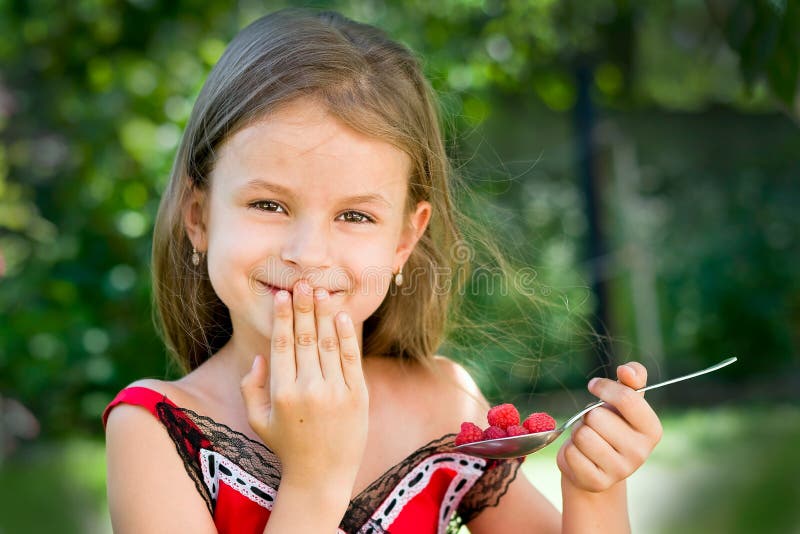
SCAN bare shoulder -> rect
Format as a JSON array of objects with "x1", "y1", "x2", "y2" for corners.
[
  {"x1": 125, "y1": 376, "x2": 200, "y2": 406},
  {"x1": 430, "y1": 355, "x2": 485, "y2": 396},
  {"x1": 423, "y1": 357, "x2": 562, "y2": 534},
  {"x1": 425, "y1": 355, "x2": 491, "y2": 428},
  {"x1": 105, "y1": 377, "x2": 215, "y2": 533}
]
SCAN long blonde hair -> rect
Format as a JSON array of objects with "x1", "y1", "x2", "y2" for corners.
[{"x1": 152, "y1": 9, "x2": 477, "y2": 373}]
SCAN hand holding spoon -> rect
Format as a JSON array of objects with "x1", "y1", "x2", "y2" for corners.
[{"x1": 453, "y1": 356, "x2": 738, "y2": 459}]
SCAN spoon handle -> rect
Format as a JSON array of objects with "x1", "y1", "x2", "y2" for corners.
[{"x1": 562, "y1": 356, "x2": 737, "y2": 430}]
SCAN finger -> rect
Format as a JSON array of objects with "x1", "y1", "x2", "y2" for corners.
[
  {"x1": 336, "y1": 311, "x2": 364, "y2": 391},
  {"x1": 582, "y1": 404, "x2": 635, "y2": 454},
  {"x1": 270, "y1": 289, "x2": 296, "y2": 384},
  {"x1": 616, "y1": 362, "x2": 648, "y2": 390},
  {"x1": 588, "y1": 377, "x2": 661, "y2": 436},
  {"x1": 563, "y1": 438, "x2": 608, "y2": 492},
  {"x1": 571, "y1": 421, "x2": 627, "y2": 479},
  {"x1": 293, "y1": 280, "x2": 322, "y2": 381},
  {"x1": 556, "y1": 439, "x2": 576, "y2": 485},
  {"x1": 241, "y1": 355, "x2": 270, "y2": 431},
  {"x1": 314, "y1": 287, "x2": 344, "y2": 383},
  {"x1": 583, "y1": 407, "x2": 656, "y2": 467}
]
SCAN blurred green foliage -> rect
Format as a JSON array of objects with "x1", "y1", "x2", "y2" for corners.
[
  {"x1": 709, "y1": 0, "x2": 800, "y2": 112},
  {"x1": 0, "y1": 0, "x2": 798, "y2": 438},
  {"x1": 521, "y1": 404, "x2": 800, "y2": 534}
]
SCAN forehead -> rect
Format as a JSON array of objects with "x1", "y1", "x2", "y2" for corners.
[{"x1": 212, "y1": 100, "x2": 411, "y2": 202}]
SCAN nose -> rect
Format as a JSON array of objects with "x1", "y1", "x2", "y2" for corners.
[{"x1": 280, "y1": 217, "x2": 333, "y2": 273}]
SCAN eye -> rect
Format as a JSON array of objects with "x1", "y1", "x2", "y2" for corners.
[
  {"x1": 248, "y1": 201, "x2": 375, "y2": 224},
  {"x1": 249, "y1": 200, "x2": 285, "y2": 213},
  {"x1": 338, "y1": 210, "x2": 376, "y2": 224}
]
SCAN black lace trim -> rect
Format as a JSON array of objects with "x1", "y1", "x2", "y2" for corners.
[
  {"x1": 157, "y1": 402, "x2": 215, "y2": 514},
  {"x1": 453, "y1": 455, "x2": 524, "y2": 526},
  {"x1": 340, "y1": 434, "x2": 456, "y2": 532},
  {"x1": 156, "y1": 402, "x2": 522, "y2": 532}
]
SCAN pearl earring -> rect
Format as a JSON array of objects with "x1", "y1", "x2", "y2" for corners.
[
  {"x1": 192, "y1": 247, "x2": 200, "y2": 266},
  {"x1": 394, "y1": 266, "x2": 403, "y2": 286}
]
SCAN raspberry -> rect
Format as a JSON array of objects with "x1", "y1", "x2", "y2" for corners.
[
  {"x1": 506, "y1": 424, "x2": 529, "y2": 437},
  {"x1": 523, "y1": 412, "x2": 557, "y2": 433},
  {"x1": 455, "y1": 422, "x2": 484, "y2": 445},
  {"x1": 482, "y1": 425, "x2": 508, "y2": 440},
  {"x1": 487, "y1": 403, "x2": 520, "y2": 430}
]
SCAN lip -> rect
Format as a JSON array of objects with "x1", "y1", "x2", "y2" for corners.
[
  {"x1": 258, "y1": 281, "x2": 292, "y2": 294},
  {"x1": 257, "y1": 281, "x2": 342, "y2": 296}
]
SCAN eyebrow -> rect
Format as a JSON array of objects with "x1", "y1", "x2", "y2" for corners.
[{"x1": 240, "y1": 179, "x2": 393, "y2": 208}]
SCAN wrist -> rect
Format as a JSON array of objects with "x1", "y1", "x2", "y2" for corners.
[
  {"x1": 266, "y1": 474, "x2": 353, "y2": 534},
  {"x1": 561, "y1": 476, "x2": 630, "y2": 534},
  {"x1": 280, "y1": 471, "x2": 354, "y2": 507},
  {"x1": 561, "y1": 474, "x2": 626, "y2": 499}
]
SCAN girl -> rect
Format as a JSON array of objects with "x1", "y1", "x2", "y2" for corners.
[{"x1": 104, "y1": 8, "x2": 662, "y2": 533}]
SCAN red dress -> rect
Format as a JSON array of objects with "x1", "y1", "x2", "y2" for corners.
[{"x1": 103, "y1": 386, "x2": 522, "y2": 534}]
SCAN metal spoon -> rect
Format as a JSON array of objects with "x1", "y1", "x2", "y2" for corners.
[{"x1": 453, "y1": 356, "x2": 738, "y2": 459}]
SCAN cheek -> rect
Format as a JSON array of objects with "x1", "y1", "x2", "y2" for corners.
[
  {"x1": 205, "y1": 239, "x2": 278, "y2": 340},
  {"x1": 204, "y1": 220, "x2": 267, "y2": 309},
  {"x1": 205, "y1": 246, "x2": 245, "y2": 312},
  {"x1": 354, "y1": 266, "x2": 391, "y2": 300},
  {"x1": 344, "y1": 256, "x2": 395, "y2": 319},
  {"x1": 347, "y1": 246, "x2": 394, "y2": 296}
]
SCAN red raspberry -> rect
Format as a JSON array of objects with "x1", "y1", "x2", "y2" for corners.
[
  {"x1": 506, "y1": 424, "x2": 529, "y2": 437},
  {"x1": 455, "y1": 422, "x2": 484, "y2": 445},
  {"x1": 487, "y1": 403, "x2": 520, "y2": 430},
  {"x1": 523, "y1": 412, "x2": 557, "y2": 433},
  {"x1": 482, "y1": 425, "x2": 508, "y2": 440}
]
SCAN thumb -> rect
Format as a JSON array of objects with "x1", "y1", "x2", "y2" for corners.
[
  {"x1": 241, "y1": 355, "x2": 270, "y2": 432},
  {"x1": 617, "y1": 362, "x2": 647, "y2": 390}
]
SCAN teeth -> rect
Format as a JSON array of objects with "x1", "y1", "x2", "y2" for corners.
[
  {"x1": 260, "y1": 282, "x2": 289, "y2": 292},
  {"x1": 260, "y1": 281, "x2": 344, "y2": 294}
]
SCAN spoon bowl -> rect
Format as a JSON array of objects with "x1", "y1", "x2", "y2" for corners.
[
  {"x1": 454, "y1": 356, "x2": 737, "y2": 459},
  {"x1": 454, "y1": 429, "x2": 564, "y2": 458}
]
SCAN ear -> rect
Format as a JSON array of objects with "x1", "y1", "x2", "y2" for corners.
[
  {"x1": 182, "y1": 183, "x2": 208, "y2": 251},
  {"x1": 394, "y1": 200, "x2": 432, "y2": 269}
]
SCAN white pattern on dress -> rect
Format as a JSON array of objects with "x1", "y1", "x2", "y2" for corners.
[
  {"x1": 200, "y1": 449, "x2": 348, "y2": 533},
  {"x1": 200, "y1": 449, "x2": 277, "y2": 509},
  {"x1": 356, "y1": 452, "x2": 487, "y2": 534}
]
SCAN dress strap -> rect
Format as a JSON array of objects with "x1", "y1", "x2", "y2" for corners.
[
  {"x1": 102, "y1": 385, "x2": 217, "y2": 516},
  {"x1": 102, "y1": 386, "x2": 180, "y2": 429}
]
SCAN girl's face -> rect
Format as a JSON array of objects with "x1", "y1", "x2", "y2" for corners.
[{"x1": 186, "y1": 98, "x2": 431, "y2": 350}]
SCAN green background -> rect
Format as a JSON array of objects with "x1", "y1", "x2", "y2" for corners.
[{"x1": 1, "y1": 0, "x2": 798, "y2": 532}]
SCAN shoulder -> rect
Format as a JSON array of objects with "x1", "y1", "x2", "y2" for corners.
[
  {"x1": 104, "y1": 375, "x2": 211, "y2": 440},
  {"x1": 104, "y1": 377, "x2": 201, "y2": 458},
  {"x1": 424, "y1": 355, "x2": 491, "y2": 430},
  {"x1": 430, "y1": 355, "x2": 484, "y2": 397},
  {"x1": 422, "y1": 359, "x2": 562, "y2": 533},
  {"x1": 105, "y1": 377, "x2": 216, "y2": 532},
  {"x1": 433, "y1": 355, "x2": 489, "y2": 423},
  {"x1": 104, "y1": 378, "x2": 188, "y2": 455},
  {"x1": 106, "y1": 375, "x2": 210, "y2": 418},
  {"x1": 104, "y1": 376, "x2": 204, "y2": 483},
  {"x1": 125, "y1": 377, "x2": 200, "y2": 404},
  {"x1": 364, "y1": 354, "x2": 489, "y2": 438}
]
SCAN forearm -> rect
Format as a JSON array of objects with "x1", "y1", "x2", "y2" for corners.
[
  {"x1": 560, "y1": 477, "x2": 630, "y2": 534},
  {"x1": 263, "y1": 476, "x2": 350, "y2": 534}
]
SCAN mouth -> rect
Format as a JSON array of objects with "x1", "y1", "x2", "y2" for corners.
[{"x1": 257, "y1": 281, "x2": 343, "y2": 296}]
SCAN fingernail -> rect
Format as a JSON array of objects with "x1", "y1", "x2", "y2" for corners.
[
  {"x1": 314, "y1": 288, "x2": 329, "y2": 300},
  {"x1": 623, "y1": 364, "x2": 636, "y2": 375},
  {"x1": 251, "y1": 355, "x2": 260, "y2": 370},
  {"x1": 275, "y1": 290, "x2": 289, "y2": 302},
  {"x1": 337, "y1": 312, "x2": 351, "y2": 325},
  {"x1": 588, "y1": 377, "x2": 599, "y2": 389}
]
